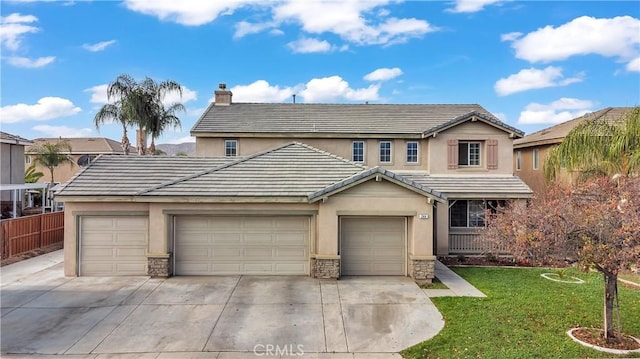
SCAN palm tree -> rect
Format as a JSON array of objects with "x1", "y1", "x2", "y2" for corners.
[
  {"x1": 29, "y1": 141, "x2": 74, "y2": 183},
  {"x1": 544, "y1": 107, "x2": 640, "y2": 182},
  {"x1": 94, "y1": 102, "x2": 131, "y2": 154},
  {"x1": 24, "y1": 162, "x2": 44, "y2": 183},
  {"x1": 99, "y1": 74, "x2": 184, "y2": 155},
  {"x1": 146, "y1": 102, "x2": 185, "y2": 154}
]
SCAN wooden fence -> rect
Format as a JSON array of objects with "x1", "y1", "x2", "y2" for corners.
[{"x1": 0, "y1": 212, "x2": 64, "y2": 260}]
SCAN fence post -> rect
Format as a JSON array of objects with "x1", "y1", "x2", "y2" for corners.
[{"x1": 38, "y1": 213, "x2": 44, "y2": 249}]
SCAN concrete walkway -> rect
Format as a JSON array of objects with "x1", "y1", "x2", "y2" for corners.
[{"x1": 423, "y1": 261, "x2": 487, "y2": 298}]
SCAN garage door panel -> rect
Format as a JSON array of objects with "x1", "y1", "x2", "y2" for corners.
[
  {"x1": 175, "y1": 216, "x2": 309, "y2": 275},
  {"x1": 80, "y1": 216, "x2": 148, "y2": 276},
  {"x1": 341, "y1": 217, "x2": 405, "y2": 276}
]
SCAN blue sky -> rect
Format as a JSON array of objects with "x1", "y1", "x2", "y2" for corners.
[{"x1": 1, "y1": 0, "x2": 639, "y2": 145}]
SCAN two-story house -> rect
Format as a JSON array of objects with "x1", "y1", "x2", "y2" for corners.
[
  {"x1": 55, "y1": 84, "x2": 531, "y2": 282},
  {"x1": 513, "y1": 107, "x2": 633, "y2": 194},
  {"x1": 1, "y1": 132, "x2": 34, "y2": 216},
  {"x1": 27, "y1": 137, "x2": 124, "y2": 184}
]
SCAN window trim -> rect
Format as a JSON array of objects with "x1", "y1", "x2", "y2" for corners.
[
  {"x1": 224, "y1": 139, "x2": 238, "y2": 157},
  {"x1": 516, "y1": 150, "x2": 521, "y2": 171},
  {"x1": 352, "y1": 141, "x2": 365, "y2": 163},
  {"x1": 458, "y1": 141, "x2": 482, "y2": 167},
  {"x1": 379, "y1": 141, "x2": 392, "y2": 163},
  {"x1": 406, "y1": 141, "x2": 419, "y2": 164},
  {"x1": 533, "y1": 148, "x2": 539, "y2": 170}
]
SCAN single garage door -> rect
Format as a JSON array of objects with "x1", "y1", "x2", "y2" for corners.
[
  {"x1": 340, "y1": 217, "x2": 406, "y2": 275},
  {"x1": 80, "y1": 216, "x2": 148, "y2": 276},
  {"x1": 174, "y1": 216, "x2": 310, "y2": 275}
]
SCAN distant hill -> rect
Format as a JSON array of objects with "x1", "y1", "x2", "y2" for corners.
[{"x1": 156, "y1": 142, "x2": 196, "y2": 156}]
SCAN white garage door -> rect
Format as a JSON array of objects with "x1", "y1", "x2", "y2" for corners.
[
  {"x1": 340, "y1": 217, "x2": 406, "y2": 275},
  {"x1": 174, "y1": 216, "x2": 310, "y2": 275},
  {"x1": 80, "y1": 216, "x2": 148, "y2": 276}
]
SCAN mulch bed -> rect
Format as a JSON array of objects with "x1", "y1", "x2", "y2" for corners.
[
  {"x1": 573, "y1": 328, "x2": 640, "y2": 351},
  {"x1": 0, "y1": 243, "x2": 63, "y2": 267}
]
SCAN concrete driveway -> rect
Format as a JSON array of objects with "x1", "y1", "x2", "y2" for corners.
[{"x1": 1, "y1": 261, "x2": 444, "y2": 357}]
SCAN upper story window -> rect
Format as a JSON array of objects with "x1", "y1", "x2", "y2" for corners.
[
  {"x1": 225, "y1": 140, "x2": 238, "y2": 157},
  {"x1": 25, "y1": 155, "x2": 31, "y2": 164},
  {"x1": 516, "y1": 150, "x2": 521, "y2": 171},
  {"x1": 379, "y1": 141, "x2": 392, "y2": 163},
  {"x1": 406, "y1": 141, "x2": 418, "y2": 163},
  {"x1": 77, "y1": 154, "x2": 97, "y2": 167},
  {"x1": 352, "y1": 141, "x2": 364, "y2": 162},
  {"x1": 533, "y1": 149, "x2": 539, "y2": 170},
  {"x1": 458, "y1": 141, "x2": 481, "y2": 166}
]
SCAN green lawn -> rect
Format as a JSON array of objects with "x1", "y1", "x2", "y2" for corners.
[
  {"x1": 420, "y1": 276, "x2": 449, "y2": 290},
  {"x1": 403, "y1": 266, "x2": 640, "y2": 359}
]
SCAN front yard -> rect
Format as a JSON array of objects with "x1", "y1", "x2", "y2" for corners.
[{"x1": 403, "y1": 266, "x2": 640, "y2": 359}]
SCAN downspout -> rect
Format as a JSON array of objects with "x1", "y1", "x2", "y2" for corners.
[{"x1": 432, "y1": 202, "x2": 437, "y2": 256}]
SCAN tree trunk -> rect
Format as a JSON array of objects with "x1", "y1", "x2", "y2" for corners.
[
  {"x1": 137, "y1": 128, "x2": 146, "y2": 155},
  {"x1": 49, "y1": 168, "x2": 54, "y2": 183},
  {"x1": 121, "y1": 128, "x2": 130, "y2": 155},
  {"x1": 148, "y1": 138, "x2": 156, "y2": 155},
  {"x1": 603, "y1": 272, "x2": 618, "y2": 339}
]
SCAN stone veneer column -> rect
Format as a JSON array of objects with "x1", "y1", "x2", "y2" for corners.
[
  {"x1": 311, "y1": 255, "x2": 340, "y2": 279},
  {"x1": 147, "y1": 254, "x2": 172, "y2": 277},
  {"x1": 409, "y1": 255, "x2": 436, "y2": 284}
]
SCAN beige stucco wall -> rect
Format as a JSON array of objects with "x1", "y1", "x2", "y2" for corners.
[
  {"x1": 62, "y1": 179, "x2": 435, "y2": 276},
  {"x1": 29, "y1": 154, "x2": 84, "y2": 184},
  {"x1": 428, "y1": 121, "x2": 514, "y2": 175},
  {"x1": 196, "y1": 137, "x2": 428, "y2": 171},
  {"x1": 514, "y1": 144, "x2": 577, "y2": 194},
  {"x1": 317, "y1": 179, "x2": 434, "y2": 257}
]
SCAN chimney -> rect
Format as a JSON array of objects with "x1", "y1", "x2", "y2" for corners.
[{"x1": 214, "y1": 83, "x2": 232, "y2": 106}]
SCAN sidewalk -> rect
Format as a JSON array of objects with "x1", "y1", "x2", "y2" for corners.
[
  {"x1": 0, "y1": 249, "x2": 64, "y2": 287},
  {"x1": 423, "y1": 261, "x2": 487, "y2": 297}
]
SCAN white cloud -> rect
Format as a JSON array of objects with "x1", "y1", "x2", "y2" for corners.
[
  {"x1": 0, "y1": 97, "x2": 81, "y2": 124},
  {"x1": 32, "y1": 125, "x2": 93, "y2": 138},
  {"x1": 229, "y1": 80, "x2": 296, "y2": 103},
  {"x1": 0, "y1": 13, "x2": 39, "y2": 51},
  {"x1": 364, "y1": 67, "x2": 403, "y2": 82},
  {"x1": 162, "y1": 86, "x2": 198, "y2": 106},
  {"x1": 626, "y1": 56, "x2": 640, "y2": 72},
  {"x1": 517, "y1": 98, "x2": 594, "y2": 125},
  {"x1": 125, "y1": 1, "x2": 435, "y2": 47},
  {"x1": 6, "y1": 56, "x2": 55, "y2": 68},
  {"x1": 82, "y1": 39, "x2": 116, "y2": 52},
  {"x1": 447, "y1": 0, "x2": 505, "y2": 13},
  {"x1": 165, "y1": 136, "x2": 196, "y2": 144},
  {"x1": 300, "y1": 76, "x2": 380, "y2": 103},
  {"x1": 84, "y1": 84, "x2": 110, "y2": 104},
  {"x1": 123, "y1": 0, "x2": 259, "y2": 26},
  {"x1": 500, "y1": 31, "x2": 522, "y2": 42},
  {"x1": 287, "y1": 37, "x2": 334, "y2": 54},
  {"x1": 494, "y1": 66, "x2": 583, "y2": 96},
  {"x1": 504, "y1": 16, "x2": 640, "y2": 65},
  {"x1": 222, "y1": 76, "x2": 381, "y2": 104}
]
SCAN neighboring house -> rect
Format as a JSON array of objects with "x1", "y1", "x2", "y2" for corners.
[
  {"x1": 1, "y1": 132, "x2": 33, "y2": 209},
  {"x1": 56, "y1": 84, "x2": 531, "y2": 281},
  {"x1": 27, "y1": 137, "x2": 124, "y2": 184},
  {"x1": 513, "y1": 107, "x2": 633, "y2": 194}
]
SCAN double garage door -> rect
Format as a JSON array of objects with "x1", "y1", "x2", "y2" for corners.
[{"x1": 174, "y1": 216, "x2": 310, "y2": 275}]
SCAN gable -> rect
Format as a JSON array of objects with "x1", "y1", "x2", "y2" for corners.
[{"x1": 332, "y1": 179, "x2": 427, "y2": 199}]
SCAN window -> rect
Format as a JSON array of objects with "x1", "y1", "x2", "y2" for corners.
[
  {"x1": 77, "y1": 155, "x2": 97, "y2": 167},
  {"x1": 533, "y1": 149, "x2": 539, "y2": 170},
  {"x1": 458, "y1": 142, "x2": 481, "y2": 166},
  {"x1": 449, "y1": 200, "x2": 505, "y2": 228},
  {"x1": 406, "y1": 142, "x2": 418, "y2": 163},
  {"x1": 516, "y1": 151, "x2": 521, "y2": 171},
  {"x1": 379, "y1": 141, "x2": 392, "y2": 163},
  {"x1": 225, "y1": 140, "x2": 238, "y2": 157},
  {"x1": 352, "y1": 141, "x2": 364, "y2": 162},
  {"x1": 25, "y1": 155, "x2": 31, "y2": 164}
]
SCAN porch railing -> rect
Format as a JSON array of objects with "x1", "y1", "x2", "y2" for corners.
[{"x1": 448, "y1": 230, "x2": 507, "y2": 254}]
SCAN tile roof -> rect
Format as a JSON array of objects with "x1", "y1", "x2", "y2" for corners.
[
  {"x1": 56, "y1": 156, "x2": 234, "y2": 196},
  {"x1": 423, "y1": 111, "x2": 524, "y2": 138},
  {"x1": 29, "y1": 137, "x2": 124, "y2": 154},
  {"x1": 403, "y1": 174, "x2": 532, "y2": 199},
  {"x1": 0, "y1": 131, "x2": 33, "y2": 145},
  {"x1": 191, "y1": 103, "x2": 517, "y2": 136},
  {"x1": 141, "y1": 143, "x2": 367, "y2": 198},
  {"x1": 514, "y1": 107, "x2": 634, "y2": 148}
]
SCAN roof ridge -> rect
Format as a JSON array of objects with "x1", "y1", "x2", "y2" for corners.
[
  {"x1": 137, "y1": 142, "x2": 298, "y2": 195},
  {"x1": 292, "y1": 142, "x2": 367, "y2": 169}
]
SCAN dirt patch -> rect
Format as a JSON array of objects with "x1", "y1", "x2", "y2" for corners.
[
  {"x1": 1, "y1": 243, "x2": 63, "y2": 267},
  {"x1": 572, "y1": 328, "x2": 640, "y2": 351}
]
